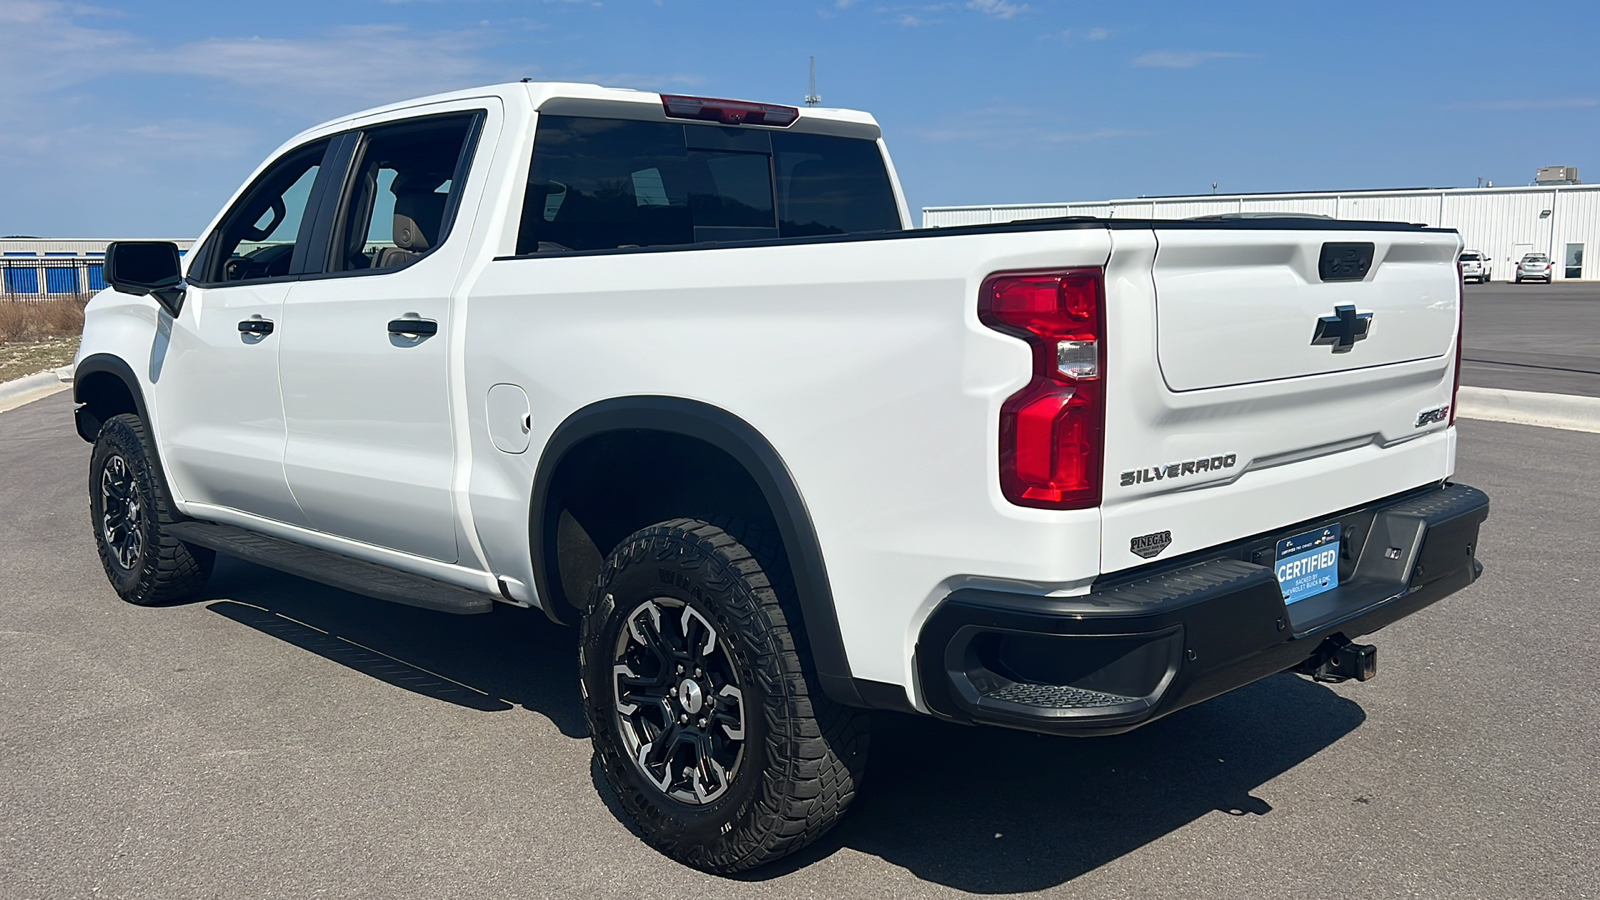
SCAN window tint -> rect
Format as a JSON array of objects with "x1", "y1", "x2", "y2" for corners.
[
  {"x1": 333, "y1": 112, "x2": 479, "y2": 272},
  {"x1": 774, "y1": 132, "x2": 901, "y2": 238},
  {"x1": 517, "y1": 116, "x2": 899, "y2": 254},
  {"x1": 519, "y1": 118, "x2": 690, "y2": 253},
  {"x1": 201, "y1": 140, "x2": 330, "y2": 284}
]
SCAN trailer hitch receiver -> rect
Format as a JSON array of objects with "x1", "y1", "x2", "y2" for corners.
[{"x1": 1295, "y1": 634, "x2": 1378, "y2": 683}]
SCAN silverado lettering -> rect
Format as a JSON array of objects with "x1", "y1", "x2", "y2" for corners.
[{"x1": 1119, "y1": 453, "x2": 1238, "y2": 487}]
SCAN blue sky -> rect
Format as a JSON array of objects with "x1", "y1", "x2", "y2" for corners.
[{"x1": 1, "y1": 0, "x2": 1595, "y2": 237}]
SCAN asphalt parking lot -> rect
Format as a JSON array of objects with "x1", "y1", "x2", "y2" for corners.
[
  {"x1": 4, "y1": 385, "x2": 1599, "y2": 898},
  {"x1": 1463, "y1": 280, "x2": 1600, "y2": 396}
]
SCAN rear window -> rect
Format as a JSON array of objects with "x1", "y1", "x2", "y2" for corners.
[
  {"x1": 1460, "y1": 252, "x2": 1480, "y2": 260},
  {"x1": 516, "y1": 115, "x2": 901, "y2": 254}
]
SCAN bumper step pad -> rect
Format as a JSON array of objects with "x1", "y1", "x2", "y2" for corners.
[{"x1": 984, "y1": 683, "x2": 1137, "y2": 710}]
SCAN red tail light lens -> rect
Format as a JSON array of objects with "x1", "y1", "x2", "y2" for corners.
[
  {"x1": 660, "y1": 94, "x2": 799, "y2": 127},
  {"x1": 980, "y1": 268, "x2": 1106, "y2": 509}
]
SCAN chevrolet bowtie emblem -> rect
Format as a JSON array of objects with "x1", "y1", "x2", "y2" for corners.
[{"x1": 1311, "y1": 304, "x2": 1373, "y2": 353}]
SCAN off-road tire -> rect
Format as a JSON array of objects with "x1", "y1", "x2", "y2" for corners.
[
  {"x1": 580, "y1": 517, "x2": 869, "y2": 873},
  {"x1": 89, "y1": 413, "x2": 214, "y2": 605}
]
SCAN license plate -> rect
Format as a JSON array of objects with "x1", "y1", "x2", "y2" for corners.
[{"x1": 1275, "y1": 524, "x2": 1341, "y2": 605}]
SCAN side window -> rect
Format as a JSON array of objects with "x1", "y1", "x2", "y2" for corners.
[
  {"x1": 518, "y1": 118, "x2": 693, "y2": 254},
  {"x1": 200, "y1": 140, "x2": 330, "y2": 284},
  {"x1": 516, "y1": 116, "x2": 900, "y2": 254},
  {"x1": 331, "y1": 112, "x2": 480, "y2": 273}
]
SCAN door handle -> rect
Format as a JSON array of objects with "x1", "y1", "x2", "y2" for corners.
[
  {"x1": 387, "y1": 317, "x2": 438, "y2": 339},
  {"x1": 237, "y1": 318, "x2": 274, "y2": 335}
]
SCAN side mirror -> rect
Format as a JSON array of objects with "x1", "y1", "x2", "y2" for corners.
[{"x1": 105, "y1": 241, "x2": 186, "y2": 317}]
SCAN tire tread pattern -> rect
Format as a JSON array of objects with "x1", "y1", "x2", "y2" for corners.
[
  {"x1": 90, "y1": 414, "x2": 213, "y2": 605},
  {"x1": 581, "y1": 517, "x2": 868, "y2": 873}
]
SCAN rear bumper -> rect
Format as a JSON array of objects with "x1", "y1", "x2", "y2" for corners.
[{"x1": 916, "y1": 482, "x2": 1489, "y2": 736}]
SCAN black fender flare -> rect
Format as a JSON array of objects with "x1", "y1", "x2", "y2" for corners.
[
  {"x1": 72, "y1": 353, "x2": 149, "y2": 442},
  {"x1": 72, "y1": 353, "x2": 207, "y2": 533},
  {"x1": 529, "y1": 396, "x2": 868, "y2": 707}
]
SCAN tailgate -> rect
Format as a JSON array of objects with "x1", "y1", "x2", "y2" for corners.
[
  {"x1": 1154, "y1": 229, "x2": 1459, "y2": 390},
  {"x1": 1099, "y1": 224, "x2": 1462, "y2": 575}
]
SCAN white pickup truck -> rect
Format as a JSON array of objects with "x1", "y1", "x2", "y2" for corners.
[{"x1": 75, "y1": 82, "x2": 1489, "y2": 872}]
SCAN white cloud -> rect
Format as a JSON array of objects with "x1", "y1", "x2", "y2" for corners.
[
  {"x1": 141, "y1": 26, "x2": 503, "y2": 113},
  {"x1": 0, "y1": 2, "x2": 135, "y2": 93},
  {"x1": 1446, "y1": 98, "x2": 1597, "y2": 111},
  {"x1": 911, "y1": 106, "x2": 1147, "y2": 146},
  {"x1": 1047, "y1": 27, "x2": 1111, "y2": 42},
  {"x1": 967, "y1": 0, "x2": 1026, "y2": 18},
  {"x1": 917, "y1": 124, "x2": 1146, "y2": 144},
  {"x1": 0, "y1": 4, "x2": 513, "y2": 120},
  {"x1": 857, "y1": 4, "x2": 956, "y2": 26},
  {"x1": 1133, "y1": 50, "x2": 1253, "y2": 69},
  {"x1": 0, "y1": 2, "x2": 516, "y2": 235},
  {"x1": 564, "y1": 71, "x2": 708, "y2": 89}
]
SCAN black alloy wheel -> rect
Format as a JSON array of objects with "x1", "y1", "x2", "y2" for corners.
[
  {"x1": 581, "y1": 517, "x2": 869, "y2": 873},
  {"x1": 98, "y1": 452, "x2": 145, "y2": 571},
  {"x1": 611, "y1": 595, "x2": 748, "y2": 804},
  {"x1": 89, "y1": 414, "x2": 214, "y2": 605}
]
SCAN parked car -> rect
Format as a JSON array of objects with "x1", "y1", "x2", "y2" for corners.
[
  {"x1": 1459, "y1": 249, "x2": 1492, "y2": 283},
  {"x1": 72, "y1": 81, "x2": 1490, "y2": 873},
  {"x1": 1516, "y1": 253, "x2": 1554, "y2": 283}
]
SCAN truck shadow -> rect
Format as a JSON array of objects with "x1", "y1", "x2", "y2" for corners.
[
  {"x1": 202, "y1": 556, "x2": 1365, "y2": 893},
  {"x1": 202, "y1": 556, "x2": 590, "y2": 738},
  {"x1": 773, "y1": 675, "x2": 1365, "y2": 892}
]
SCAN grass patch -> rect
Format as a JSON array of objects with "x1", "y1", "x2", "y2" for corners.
[
  {"x1": 0, "y1": 336, "x2": 80, "y2": 384},
  {"x1": 0, "y1": 298, "x2": 86, "y2": 344},
  {"x1": 0, "y1": 300, "x2": 85, "y2": 383}
]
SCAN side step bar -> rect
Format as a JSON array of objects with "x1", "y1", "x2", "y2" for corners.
[{"x1": 168, "y1": 520, "x2": 495, "y2": 615}]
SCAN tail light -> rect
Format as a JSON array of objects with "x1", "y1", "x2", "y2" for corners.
[
  {"x1": 979, "y1": 268, "x2": 1106, "y2": 509},
  {"x1": 1451, "y1": 260, "x2": 1463, "y2": 425}
]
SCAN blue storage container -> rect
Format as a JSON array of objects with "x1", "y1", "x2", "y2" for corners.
[
  {"x1": 45, "y1": 266, "x2": 79, "y2": 294},
  {"x1": 4, "y1": 266, "x2": 40, "y2": 295}
]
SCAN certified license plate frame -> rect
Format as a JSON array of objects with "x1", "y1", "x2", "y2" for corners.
[{"x1": 1275, "y1": 523, "x2": 1342, "y2": 605}]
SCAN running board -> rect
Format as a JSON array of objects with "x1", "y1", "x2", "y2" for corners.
[{"x1": 167, "y1": 520, "x2": 495, "y2": 615}]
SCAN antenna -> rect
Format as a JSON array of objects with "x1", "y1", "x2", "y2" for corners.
[{"x1": 805, "y1": 56, "x2": 821, "y2": 107}]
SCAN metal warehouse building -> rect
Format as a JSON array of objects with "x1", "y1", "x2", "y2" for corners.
[
  {"x1": 924, "y1": 183, "x2": 1598, "y2": 281},
  {"x1": 1, "y1": 238, "x2": 194, "y2": 300}
]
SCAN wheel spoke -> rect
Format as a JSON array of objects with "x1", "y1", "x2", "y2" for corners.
[
  {"x1": 98, "y1": 453, "x2": 146, "y2": 572},
  {"x1": 713, "y1": 684, "x2": 745, "y2": 740},
  {"x1": 627, "y1": 600, "x2": 685, "y2": 670},
  {"x1": 613, "y1": 596, "x2": 747, "y2": 806},
  {"x1": 690, "y1": 736, "x2": 731, "y2": 803},
  {"x1": 101, "y1": 469, "x2": 128, "y2": 501},
  {"x1": 680, "y1": 605, "x2": 717, "y2": 659}
]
